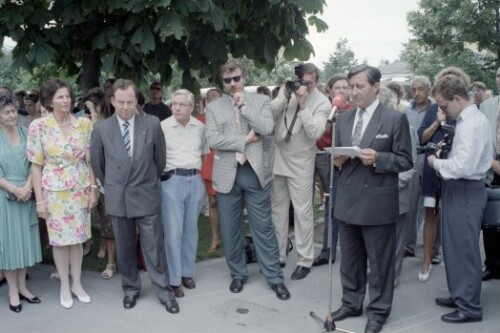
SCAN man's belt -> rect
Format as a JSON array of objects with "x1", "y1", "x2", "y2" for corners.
[{"x1": 161, "y1": 168, "x2": 199, "y2": 181}]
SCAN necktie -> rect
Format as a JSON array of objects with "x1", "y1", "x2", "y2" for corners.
[
  {"x1": 234, "y1": 104, "x2": 247, "y2": 165},
  {"x1": 351, "y1": 108, "x2": 366, "y2": 146},
  {"x1": 123, "y1": 121, "x2": 132, "y2": 158}
]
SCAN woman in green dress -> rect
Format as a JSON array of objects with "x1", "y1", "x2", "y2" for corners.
[{"x1": 0, "y1": 90, "x2": 42, "y2": 313}]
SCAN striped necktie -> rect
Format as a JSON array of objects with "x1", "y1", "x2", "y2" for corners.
[
  {"x1": 351, "y1": 108, "x2": 366, "y2": 146},
  {"x1": 123, "y1": 121, "x2": 132, "y2": 158},
  {"x1": 234, "y1": 104, "x2": 247, "y2": 164}
]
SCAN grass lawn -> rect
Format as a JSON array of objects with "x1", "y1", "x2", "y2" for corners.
[
  {"x1": 42, "y1": 192, "x2": 323, "y2": 273},
  {"x1": 42, "y1": 215, "x2": 226, "y2": 273}
]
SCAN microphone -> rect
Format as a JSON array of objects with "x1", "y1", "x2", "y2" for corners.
[{"x1": 328, "y1": 94, "x2": 347, "y2": 123}]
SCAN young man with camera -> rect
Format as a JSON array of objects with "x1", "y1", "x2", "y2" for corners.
[
  {"x1": 271, "y1": 63, "x2": 330, "y2": 280},
  {"x1": 428, "y1": 71, "x2": 492, "y2": 324}
]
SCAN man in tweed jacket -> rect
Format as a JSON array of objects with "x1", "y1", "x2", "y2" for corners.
[{"x1": 205, "y1": 59, "x2": 290, "y2": 300}]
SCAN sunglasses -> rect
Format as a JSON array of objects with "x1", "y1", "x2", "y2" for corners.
[
  {"x1": 222, "y1": 75, "x2": 242, "y2": 84},
  {"x1": 150, "y1": 87, "x2": 162, "y2": 91}
]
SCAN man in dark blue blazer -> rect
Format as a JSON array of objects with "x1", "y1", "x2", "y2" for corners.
[{"x1": 331, "y1": 65, "x2": 413, "y2": 333}]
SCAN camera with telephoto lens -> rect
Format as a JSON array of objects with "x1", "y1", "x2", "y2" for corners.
[
  {"x1": 285, "y1": 63, "x2": 310, "y2": 94},
  {"x1": 417, "y1": 124, "x2": 455, "y2": 159}
]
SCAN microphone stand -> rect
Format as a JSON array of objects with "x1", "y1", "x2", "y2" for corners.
[{"x1": 309, "y1": 110, "x2": 344, "y2": 332}]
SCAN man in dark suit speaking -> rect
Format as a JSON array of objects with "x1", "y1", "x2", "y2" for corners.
[
  {"x1": 90, "y1": 79, "x2": 178, "y2": 314},
  {"x1": 331, "y1": 65, "x2": 412, "y2": 333}
]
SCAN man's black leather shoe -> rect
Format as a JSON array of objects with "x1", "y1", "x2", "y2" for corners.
[
  {"x1": 172, "y1": 286, "x2": 184, "y2": 298},
  {"x1": 441, "y1": 310, "x2": 481, "y2": 323},
  {"x1": 365, "y1": 320, "x2": 383, "y2": 333},
  {"x1": 181, "y1": 277, "x2": 196, "y2": 289},
  {"x1": 331, "y1": 306, "x2": 362, "y2": 321},
  {"x1": 270, "y1": 283, "x2": 290, "y2": 300},
  {"x1": 482, "y1": 269, "x2": 500, "y2": 281},
  {"x1": 123, "y1": 295, "x2": 138, "y2": 309},
  {"x1": 291, "y1": 265, "x2": 311, "y2": 280},
  {"x1": 435, "y1": 297, "x2": 457, "y2": 308},
  {"x1": 312, "y1": 256, "x2": 334, "y2": 267},
  {"x1": 431, "y1": 255, "x2": 441, "y2": 265},
  {"x1": 164, "y1": 299, "x2": 179, "y2": 314},
  {"x1": 229, "y1": 279, "x2": 244, "y2": 293}
]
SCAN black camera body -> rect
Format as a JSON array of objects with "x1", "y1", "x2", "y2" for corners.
[
  {"x1": 285, "y1": 63, "x2": 310, "y2": 94},
  {"x1": 285, "y1": 79, "x2": 310, "y2": 94},
  {"x1": 417, "y1": 124, "x2": 455, "y2": 159}
]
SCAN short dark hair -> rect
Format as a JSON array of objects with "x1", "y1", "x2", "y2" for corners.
[
  {"x1": 256, "y1": 86, "x2": 271, "y2": 97},
  {"x1": 14, "y1": 89, "x2": 27, "y2": 98},
  {"x1": 150, "y1": 81, "x2": 162, "y2": 89},
  {"x1": 39, "y1": 79, "x2": 74, "y2": 113},
  {"x1": 432, "y1": 74, "x2": 470, "y2": 101},
  {"x1": 385, "y1": 81, "x2": 404, "y2": 99},
  {"x1": 113, "y1": 79, "x2": 139, "y2": 99},
  {"x1": 137, "y1": 91, "x2": 146, "y2": 106},
  {"x1": 24, "y1": 90, "x2": 40, "y2": 104},
  {"x1": 219, "y1": 59, "x2": 247, "y2": 80},
  {"x1": 104, "y1": 78, "x2": 116, "y2": 86},
  {"x1": 470, "y1": 81, "x2": 486, "y2": 91},
  {"x1": 301, "y1": 63, "x2": 321, "y2": 83},
  {"x1": 84, "y1": 88, "x2": 110, "y2": 119},
  {"x1": 0, "y1": 90, "x2": 15, "y2": 110},
  {"x1": 326, "y1": 73, "x2": 348, "y2": 90},
  {"x1": 347, "y1": 64, "x2": 381, "y2": 86}
]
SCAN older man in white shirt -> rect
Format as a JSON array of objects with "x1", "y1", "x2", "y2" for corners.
[{"x1": 160, "y1": 89, "x2": 209, "y2": 298}]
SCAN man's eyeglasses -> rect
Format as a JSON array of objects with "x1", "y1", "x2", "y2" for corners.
[
  {"x1": 222, "y1": 75, "x2": 242, "y2": 84},
  {"x1": 171, "y1": 102, "x2": 190, "y2": 108},
  {"x1": 150, "y1": 87, "x2": 162, "y2": 91},
  {"x1": 439, "y1": 102, "x2": 449, "y2": 111}
]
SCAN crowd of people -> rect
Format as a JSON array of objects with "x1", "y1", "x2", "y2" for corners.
[{"x1": 1, "y1": 59, "x2": 499, "y2": 333}]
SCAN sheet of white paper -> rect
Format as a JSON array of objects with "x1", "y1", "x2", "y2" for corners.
[{"x1": 325, "y1": 146, "x2": 362, "y2": 158}]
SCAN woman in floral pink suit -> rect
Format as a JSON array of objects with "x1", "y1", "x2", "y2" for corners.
[{"x1": 27, "y1": 79, "x2": 98, "y2": 309}]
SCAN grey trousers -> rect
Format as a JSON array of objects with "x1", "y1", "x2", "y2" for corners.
[
  {"x1": 338, "y1": 221, "x2": 396, "y2": 323},
  {"x1": 217, "y1": 163, "x2": 283, "y2": 285},
  {"x1": 441, "y1": 179, "x2": 485, "y2": 317},
  {"x1": 111, "y1": 214, "x2": 174, "y2": 303}
]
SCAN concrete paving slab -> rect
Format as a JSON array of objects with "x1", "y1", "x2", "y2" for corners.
[{"x1": 1, "y1": 242, "x2": 498, "y2": 333}]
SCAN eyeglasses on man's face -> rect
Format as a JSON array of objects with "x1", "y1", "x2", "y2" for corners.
[
  {"x1": 439, "y1": 102, "x2": 449, "y2": 111},
  {"x1": 222, "y1": 75, "x2": 242, "y2": 84}
]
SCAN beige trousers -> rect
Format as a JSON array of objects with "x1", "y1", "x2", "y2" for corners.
[{"x1": 271, "y1": 175, "x2": 314, "y2": 268}]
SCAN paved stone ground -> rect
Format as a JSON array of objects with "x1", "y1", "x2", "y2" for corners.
[{"x1": 2, "y1": 226, "x2": 499, "y2": 333}]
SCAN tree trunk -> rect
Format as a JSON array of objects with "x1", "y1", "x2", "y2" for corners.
[{"x1": 81, "y1": 49, "x2": 101, "y2": 94}]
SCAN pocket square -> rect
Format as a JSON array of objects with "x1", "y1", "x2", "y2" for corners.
[{"x1": 375, "y1": 133, "x2": 389, "y2": 139}]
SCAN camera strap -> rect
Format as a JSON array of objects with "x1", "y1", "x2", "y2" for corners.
[{"x1": 284, "y1": 104, "x2": 301, "y2": 143}]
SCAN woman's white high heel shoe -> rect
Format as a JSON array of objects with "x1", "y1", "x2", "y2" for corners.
[
  {"x1": 60, "y1": 295, "x2": 74, "y2": 309},
  {"x1": 418, "y1": 264, "x2": 432, "y2": 282},
  {"x1": 71, "y1": 289, "x2": 91, "y2": 303}
]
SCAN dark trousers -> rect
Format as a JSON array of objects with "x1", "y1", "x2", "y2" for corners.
[
  {"x1": 314, "y1": 153, "x2": 339, "y2": 260},
  {"x1": 217, "y1": 163, "x2": 283, "y2": 285},
  {"x1": 111, "y1": 214, "x2": 174, "y2": 303},
  {"x1": 442, "y1": 179, "x2": 485, "y2": 317},
  {"x1": 338, "y1": 220, "x2": 396, "y2": 323}
]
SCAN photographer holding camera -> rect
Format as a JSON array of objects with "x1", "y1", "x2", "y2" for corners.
[
  {"x1": 427, "y1": 70, "x2": 492, "y2": 324},
  {"x1": 271, "y1": 63, "x2": 330, "y2": 280}
]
